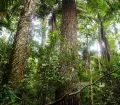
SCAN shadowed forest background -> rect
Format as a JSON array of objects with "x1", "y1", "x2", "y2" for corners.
[{"x1": 0, "y1": 0, "x2": 120, "y2": 105}]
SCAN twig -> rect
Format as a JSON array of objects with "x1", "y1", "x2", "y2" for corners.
[{"x1": 46, "y1": 94, "x2": 68, "y2": 105}]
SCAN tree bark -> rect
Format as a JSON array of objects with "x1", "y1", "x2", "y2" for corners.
[
  {"x1": 10, "y1": 0, "x2": 35, "y2": 87},
  {"x1": 90, "y1": 64, "x2": 93, "y2": 105},
  {"x1": 52, "y1": 12, "x2": 57, "y2": 32},
  {"x1": 41, "y1": 18, "x2": 47, "y2": 48},
  {"x1": 55, "y1": 0, "x2": 79, "y2": 104},
  {"x1": 60, "y1": 0, "x2": 78, "y2": 76},
  {"x1": 100, "y1": 22, "x2": 110, "y2": 61}
]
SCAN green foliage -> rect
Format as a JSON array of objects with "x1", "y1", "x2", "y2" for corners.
[
  {"x1": 37, "y1": 0, "x2": 60, "y2": 18},
  {"x1": 0, "y1": 85, "x2": 20, "y2": 105},
  {"x1": 0, "y1": 0, "x2": 120, "y2": 105},
  {"x1": 0, "y1": 35, "x2": 12, "y2": 84},
  {"x1": 14, "y1": 30, "x2": 62, "y2": 104},
  {"x1": 0, "y1": 0, "x2": 20, "y2": 12}
]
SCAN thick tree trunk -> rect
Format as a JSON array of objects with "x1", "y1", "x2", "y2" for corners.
[
  {"x1": 60, "y1": 0, "x2": 78, "y2": 76},
  {"x1": 56, "y1": 0, "x2": 79, "y2": 104},
  {"x1": 10, "y1": 0, "x2": 35, "y2": 87}
]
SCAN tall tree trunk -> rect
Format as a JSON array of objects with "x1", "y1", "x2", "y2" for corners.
[
  {"x1": 56, "y1": 0, "x2": 79, "y2": 104},
  {"x1": 10, "y1": 0, "x2": 35, "y2": 87},
  {"x1": 90, "y1": 63, "x2": 93, "y2": 105},
  {"x1": 51, "y1": 12, "x2": 57, "y2": 32},
  {"x1": 60, "y1": 0, "x2": 78, "y2": 76},
  {"x1": 41, "y1": 18, "x2": 46, "y2": 48},
  {"x1": 82, "y1": 32, "x2": 90, "y2": 74},
  {"x1": 100, "y1": 22, "x2": 110, "y2": 61}
]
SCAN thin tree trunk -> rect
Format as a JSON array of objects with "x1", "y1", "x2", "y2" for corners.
[
  {"x1": 52, "y1": 12, "x2": 57, "y2": 32},
  {"x1": 41, "y1": 17, "x2": 47, "y2": 48},
  {"x1": 100, "y1": 22, "x2": 110, "y2": 61},
  {"x1": 82, "y1": 30, "x2": 90, "y2": 74},
  {"x1": 90, "y1": 63, "x2": 93, "y2": 105}
]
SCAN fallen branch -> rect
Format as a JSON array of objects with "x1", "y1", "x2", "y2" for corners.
[{"x1": 46, "y1": 68, "x2": 120, "y2": 105}]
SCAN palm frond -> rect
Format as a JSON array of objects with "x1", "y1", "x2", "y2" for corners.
[{"x1": 0, "y1": 0, "x2": 19, "y2": 12}]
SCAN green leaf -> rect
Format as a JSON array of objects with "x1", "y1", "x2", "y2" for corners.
[{"x1": 112, "y1": 73, "x2": 120, "y2": 78}]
